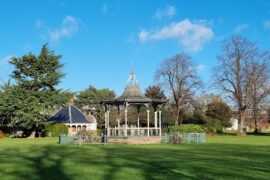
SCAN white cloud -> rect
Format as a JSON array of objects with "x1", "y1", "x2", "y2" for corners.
[
  {"x1": 0, "y1": 55, "x2": 12, "y2": 67},
  {"x1": 196, "y1": 64, "x2": 206, "y2": 73},
  {"x1": 234, "y1": 24, "x2": 248, "y2": 33},
  {"x1": 35, "y1": 20, "x2": 43, "y2": 28},
  {"x1": 264, "y1": 20, "x2": 270, "y2": 30},
  {"x1": 155, "y1": 5, "x2": 176, "y2": 19},
  {"x1": 138, "y1": 30, "x2": 149, "y2": 43},
  {"x1": 48, "y1": 15, "x2": 79, "y2": 42},
  {"x1": 101, "y1": 4, "x2": 108, "y2": 14},
  {"x1": 138, "y1": 19, "x2": 214, "y2": 52}
]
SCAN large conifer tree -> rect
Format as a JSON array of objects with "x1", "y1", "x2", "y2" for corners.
[{"x1": 0, "y1": 44, "x2": 67, "y2": 136}]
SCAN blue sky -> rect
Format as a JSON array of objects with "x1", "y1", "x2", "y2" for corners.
[{"x1": 1, "y1": 0, "x2": 270, "y2": 96}]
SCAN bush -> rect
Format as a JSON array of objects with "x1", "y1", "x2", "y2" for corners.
[
  {"x1": 96, "y1": 129, "x2": 103, "y2": 136},
  {"x1": 45, "y1": 123, "x2": 68, "y2": 137},
  {"x1": 183, "y1": 111, "x2": 208, "y2": 125},
  {"x1": 9, "y1": 131, "x2": 24, "y2": 138},
  {"x1": 0, "y1": 130, "x2": 4, "y2": 138},
  {"x1": 206, "y1": 99, "x2": 232, "y2": 127},
  {"x1": 205, "y1": 118, "x2": 224, "y2": 134},
  {"x1": 166, "y1": 124, "x2": 205, "y2": 133}
]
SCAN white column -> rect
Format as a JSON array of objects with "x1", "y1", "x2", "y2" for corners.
[
  {"x1": 147, "y1": 110, "x2": 150, "y2": 137},
  {"x1": 137, "y1": 117, "x2": 140, "y2": 136},
  {"x1": 107, "y1": 111, "x2": 111, "y2": 136},
  {"x1": 107, "y1": 111, "x2": 110, "y2": 127},
  {"x1": 105, "y1": 112, "x2": 108, "y2": 135},
  {"x1": 125, "y1": 106, "x2": 128, "y2": 137},
  {"x1": 154, "y1": 111, "x2": 158, "y2": 128},
  {"x1": 159, "y1": 111, "x2": 162, "y2": 136}
]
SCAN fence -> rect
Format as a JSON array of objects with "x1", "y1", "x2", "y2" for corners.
[
  {"x1": 59, "y1": 133, "x2": 206, "y2": 145},
  {"x1": 161, "y1": 133, "x2": 206, "y2": 144},
  {"x1": 108, "y1": 127, "x2": 161, "y2": 137},
  {"x1": 59, "y1": 134, "x2": 105, "y2": 145}
]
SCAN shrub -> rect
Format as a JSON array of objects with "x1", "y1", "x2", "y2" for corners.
[
  {"x1": 206, "y1": 99, "x2": 232, "y2": 127},
  {"x1": 167, "y1": 124, "x2": 205, "y2": 133},
  {"x1": 0, "y1": 130, "x2": 4, "y2": 138},
  {"x1": 10, "y1": 131, "x2": 24, "y2": 138},
  {"x1": 205, "y1": 118, "x2": 224, "y2": 134},
  {"x1": 45, "y1": 123, "x2": 68, "y2": 137},
  {"x1": 183, "y1": 111, "x2": 208, "y2": 125},
  {"x1": 96, "y1": 129, "x2": 103, "y2": 136}
]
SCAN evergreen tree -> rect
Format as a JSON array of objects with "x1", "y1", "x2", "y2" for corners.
[
  {"x1": 75, "y1": 86, "x2": 115, "y2": 128},
  {"x1": 206, "y1": 99, "x2": 232, "y2": 127},
  {"x1": 10, "y1": 44, "x2": 64, "y2": 91},
  {"x1": 0, "y1": 44, "x2": 66, "y2": 135},
  {"x1": 145, "y1": 85, "x2": 166, "y2": 100}
]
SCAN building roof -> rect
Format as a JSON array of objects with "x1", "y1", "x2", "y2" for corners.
[
  {"x1": 103, "y1": 71, "x2": 166, "y2": 105},
  {"x1": 50, "y1": 105, "x2": 96, "y2": 124},
  {"x1": 116, "y1": 72, "x2": 152, "y2": 102}
]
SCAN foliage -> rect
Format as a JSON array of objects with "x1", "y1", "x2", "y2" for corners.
[
  {"x1": 205, "y1": 99, "x2": 232, "y2": 127},
  {"x1": 0, "y1": 44, "x2": 67, "y2": 135},
  {"x1": 75, "y1": 86, "x2": 115, "y2": 128},
  {"x1": 75, "y1": 86, "x2": 115, "y2": 107},
  {"x1": 0, "y1": 130, "x2": 4, "y2": 138},
  {"x1": 179, "y1": 108, "x2": 226, "y2": 134},
  {"x1": 145, "y1": 85, "x2": 166, "y2": 100},
  {"x1": 45, "y1": 123, "x2": 68, "y2": 137},
  {"x1": 183, "y1": 110, "x2": 208, "y2": 125},
  {"x1": 166, "y1": 124, "x2": 205, "y2": 133},
  {"x1": 204, "y1": 118, "x2": 224, "y2": 134},
  {"x1": 10, "y1": 44, "x2": 64, "y2": 91}
]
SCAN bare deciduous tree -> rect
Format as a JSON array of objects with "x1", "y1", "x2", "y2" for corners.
[
  {"x1": 155, "y1": 53, "x2": 201, "y2": 125},
  {"x1": 247, "y1": 52, "x2": 270, "y2": 133},
  {"x1": 214, "y1": 35, "x2": 270, "y2": 134}
]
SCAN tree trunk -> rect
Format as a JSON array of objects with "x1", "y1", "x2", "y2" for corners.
[
  {"x1": 175, "y1": 106, "x2": 180, "y2": 126},
  {"x1": 28, "y1": 131, "x2": 36, "y2": 138},
  {"x1": 254, "y1": 118, "x2": 259, "y2": 134},
  {"x1": 254, "y1": 117, "x2": 261, "y2": 134},
  {"x1": 237, "y1": 110, "x2": 246, "y2": 135}
]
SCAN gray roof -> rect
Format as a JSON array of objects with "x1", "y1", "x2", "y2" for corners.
[
  {"x1": 86, "y1": 114, "x2": 97, "y2": 123},
  {"x1": 50, "y1": 105, "x2": 96, "y2": 124},
  {"x1": 103, "y1": 72, "x2": 166, "y2": 105},
  {"x1": 116, "y1": 72, "x2": 151, "y2": 102}
]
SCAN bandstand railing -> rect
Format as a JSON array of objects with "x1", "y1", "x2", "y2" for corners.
[{"x1": 107, "y1": 127, "x2": 161, "y2": 137}]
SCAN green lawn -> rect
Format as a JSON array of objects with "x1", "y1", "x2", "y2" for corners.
[{"x1": 0, "y1": 135, "x2": 270, "y2": 180}]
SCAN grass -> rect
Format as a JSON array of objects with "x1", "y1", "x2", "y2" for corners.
[{"x1": 0, "y1": 135, "x2": 270, "y2": 180}]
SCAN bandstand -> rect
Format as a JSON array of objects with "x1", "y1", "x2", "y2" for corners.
[{"x1": 102, "y1": 71, "x2": 166, "y2": 143}]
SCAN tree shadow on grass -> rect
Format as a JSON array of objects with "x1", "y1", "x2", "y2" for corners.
[
  {"x1": 247, "y1": 132, "x2": 270, "y2": 136},
  {"x1": 0, "y1": 144, "x2": 72, "y2": 180},
  {"x1": 0, "y1": 142, "x2": 270, "y2": 179},
  {"x1": 95, "y1": 144, "x2": 270, "y2": 180}
]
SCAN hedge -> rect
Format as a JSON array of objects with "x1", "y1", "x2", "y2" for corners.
[
  {"x1": 45, "y1": 123, "x2": 68, "y2": 137},
  {"x1": 166, "y1": 124, "x2": 205, "y2": 133}
]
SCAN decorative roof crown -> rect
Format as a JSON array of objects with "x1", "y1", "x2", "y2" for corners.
[{"x1": 116, "y1": 70, "x2": 150, "y2": 101}]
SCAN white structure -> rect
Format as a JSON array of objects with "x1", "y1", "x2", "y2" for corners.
[
  {"x1": 102, "y1": 71, "x2": 166, "y2": 137},
  {"x1": 50, "y1": 105, "x2": 97, "y2": 135}
]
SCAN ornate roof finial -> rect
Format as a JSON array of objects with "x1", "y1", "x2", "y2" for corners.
[
  {"x1": 127, "y1": 63, "x2": 138, "y2": 85},
  {"x1": 130, "y1": 62, "x2": 135, "y2": 80}
]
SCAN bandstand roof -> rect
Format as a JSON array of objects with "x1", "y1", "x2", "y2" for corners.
[{"x1": 103, "y1": 71, "x2": 166, "y2": 105}]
